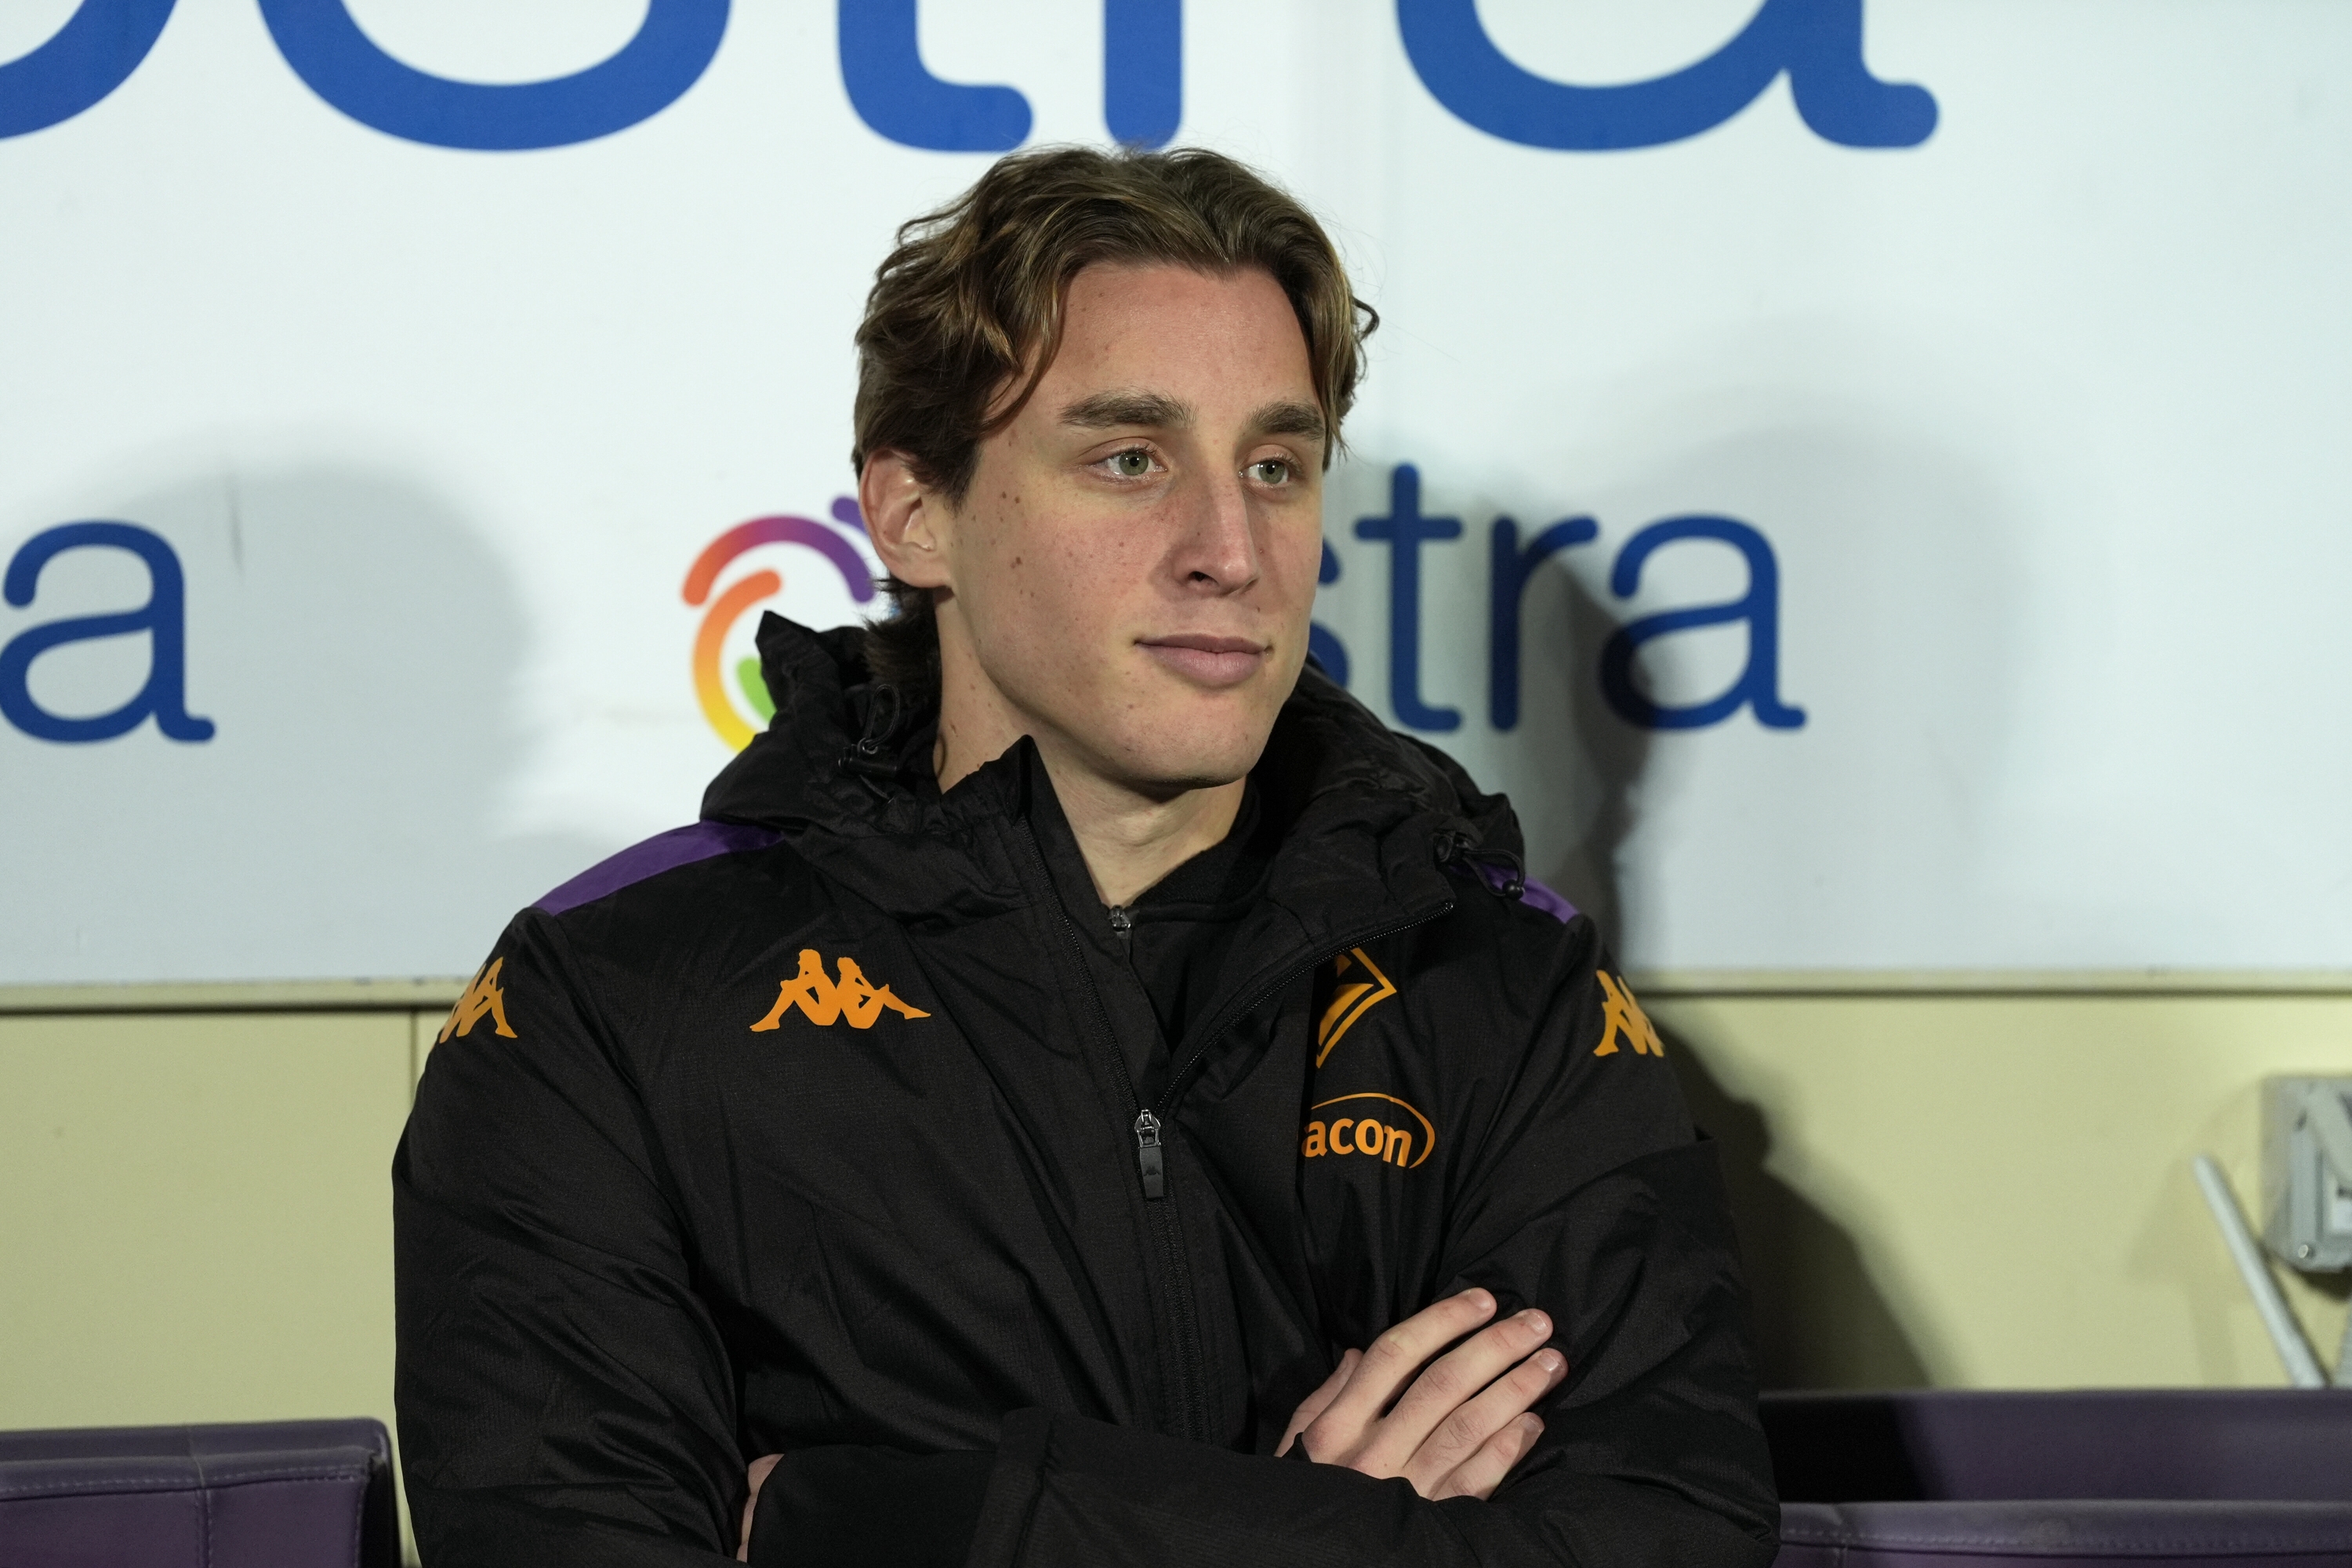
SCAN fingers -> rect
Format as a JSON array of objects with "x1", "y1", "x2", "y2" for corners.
[
  {"x1": 1297, "y1": 1290, "x2": 1568, "y2": 1501},
  {"x1": 1399, "y1": 1341, "x2": 1566, "y2": 1495},
  {"x1": 1279, "y1": 1348, "x2": 1360, "y2": 1457},
  {"x1": 1429, "y1": 1412, "x2": 1546, "y2": 1501},
  {"x1": 738, "y1": 1454, "x2": 782, "y2": 1562},
  {"x1": 1361, "y1": 1306, "x2": 1556, "y2": 1472},
  {"x1": 1312, "y1": 1288, "x2": 1497, "y2": 1439}
]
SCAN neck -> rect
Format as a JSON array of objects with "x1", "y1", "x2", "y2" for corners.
[
  {"x1": 931, "y1": 637, "x2": 1244, "y2": 908},
  {"x1": 938, "y1": 724, "x2": 1243, "y2": 909},
  {"x1": 1041, "y1": 763, "x2": 1244, "y2": 908}
]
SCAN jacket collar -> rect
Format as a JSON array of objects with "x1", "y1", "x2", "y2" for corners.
[{"x1": 699, "y1": 613, "x2": 1521, "y2": 935}]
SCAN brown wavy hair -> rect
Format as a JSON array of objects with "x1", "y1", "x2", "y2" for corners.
[{"x1": 852, "y1": 144, "x2": 1377, "y2": 696}]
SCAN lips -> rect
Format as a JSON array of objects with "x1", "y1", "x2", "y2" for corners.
[{"x1": 1138, "y1": 634, "x2": 1268, "y2": 689}]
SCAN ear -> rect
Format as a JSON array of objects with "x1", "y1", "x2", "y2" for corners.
[{"x1": 860, "y1": 452, "x2": 953, "y2": 590}]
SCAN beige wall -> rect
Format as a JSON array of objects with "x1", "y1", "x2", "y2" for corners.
[
  {"x1": 0, "y1": 1009, "x2": 413, "y2": 1432},
  {"x1": 1652, "y1": 989, "x2": 2352, "y2": 1390},
  {"x1": 2, "y1": 985, "x2": 2348, "y2": 1540}
]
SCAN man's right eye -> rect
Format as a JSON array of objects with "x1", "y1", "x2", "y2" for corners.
[{"x1": 1108, "y1": 448, "x2": 1155, "y2": 478}]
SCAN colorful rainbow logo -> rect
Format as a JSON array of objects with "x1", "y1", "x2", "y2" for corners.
[{"x1": 683, "y1": 497, "x2": 875, "y2": 750}]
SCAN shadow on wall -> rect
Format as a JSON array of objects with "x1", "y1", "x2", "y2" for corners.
[
  {"x1": 0, "y1": 465, "x2": 608, "y2": 982},
  {"x1": 1515, "y1": 557, "x2": 1646, "y2": 949},
  {"x1": 1667, "y1": 1030, "x2": 1931, "y2": 1390},
  {"x1": 1496, "y1": 542, "x2": 1926, "y2": 1388}
]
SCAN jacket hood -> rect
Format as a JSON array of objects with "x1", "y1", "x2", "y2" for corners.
[{"x1": 701, "y1": 613, "x2": 1523, "y2": 927}]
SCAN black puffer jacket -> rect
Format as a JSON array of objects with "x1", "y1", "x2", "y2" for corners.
[{"x1": 394, "y1": 614, "x2": 1778, "y2": 1567}]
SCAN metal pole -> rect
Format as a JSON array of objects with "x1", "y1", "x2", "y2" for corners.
[{"x1": 2192, "y1": 1155, "x2": 2324, "y2": 1388}]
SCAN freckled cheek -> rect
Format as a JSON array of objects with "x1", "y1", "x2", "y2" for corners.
[
  {"x1": 1277, "y1": 519, "x2": 1324, "y2": 575},
  {"x1": 1264, "y1": 554, "x2": 1319, "y2": 622},
  {"x1": 1002, "y1": 552, "x2": 1112, "y2": 662}
]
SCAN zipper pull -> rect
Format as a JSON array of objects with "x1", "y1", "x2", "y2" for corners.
[
  {"x1": 1107, "y1": 906, "x2": 1134, "y2": 938},
  {"x1": 1134, "y1": 1109, "x2": 1166, "y2": 1200}
]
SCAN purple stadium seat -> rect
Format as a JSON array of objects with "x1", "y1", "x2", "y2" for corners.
[
  {"x1": 1763, "y1": 1389, "x2": 2352, "y2": 1568},
  {"x1": 0, "y1": 1418, "x2": 397, "y2": 1568}
]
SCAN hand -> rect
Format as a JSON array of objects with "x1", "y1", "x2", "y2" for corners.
[
  {"x1": 737, "y1": 1454, "x2": 782, "y2": 1562},
  {"x1": 1277, "y1": 1288, "x2": 1566, "y2": 1501}
]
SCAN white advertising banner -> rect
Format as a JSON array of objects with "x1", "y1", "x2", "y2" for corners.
[{"x1": 4, "y1": 0, "x2": 2349, "y2": 985}]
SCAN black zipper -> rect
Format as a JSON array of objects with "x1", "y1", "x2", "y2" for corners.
[
  {"x1": 1024, "y1": 858, "x2": 1163, "y2": 1196},
  {"x1": 1133, "y1": 1106, "x2": 1165, "y2": 1196},
  {"x1": 1020, "y1": 822, "x2": 1216, "y2": 1438},
  {"x1": 1110, "y1": 900, "x2": 1446, "y2": 1198},
  {"x1": 1036, "y1": 817, "x2": 1454, "y2": 1198},
  {"x1": 1143, "y1": 902, "x2": 1449, "y2": 1135},
  {"x1": 1017, "y1": 817, "x2": 1455, "y2": 1441}
]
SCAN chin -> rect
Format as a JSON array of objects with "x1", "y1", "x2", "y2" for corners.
[
  {"x1": 1103, "y1": 724, "x2": 1269, "y2": 799},
  {"x1": 1051, "y1": 666, "x2": 1292, "y2": 797}
]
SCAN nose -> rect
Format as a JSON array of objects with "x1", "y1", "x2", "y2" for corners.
[{"x1": 1170, "y1": 467, "x2": 1261, "y2": 594}]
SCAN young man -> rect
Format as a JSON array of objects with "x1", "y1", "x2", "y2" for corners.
[{"x1": 394, "y1": 147, "x2": 1777, "y2": 1568}]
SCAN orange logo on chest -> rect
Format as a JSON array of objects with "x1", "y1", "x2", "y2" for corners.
[
  {"x1": 752, "y1": 949, "x2": 931, "y2": 1030},
  {"x1": 1301, "y1": 1092, "x2": 1435, "y2": 1169},
  {"x1": 1316, "y1": 947, "x2": 1398, "y2": 1067}
]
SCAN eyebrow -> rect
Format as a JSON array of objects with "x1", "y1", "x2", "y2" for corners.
[
  {"x1": 1248, "y1": 399, "x2": 1328, "y2": 447},
  {"x1": 1056, "y1": 390, "x2": 1328, "y2": 449},
  {"x1": 1058, "y1": 390, "x2": 1192, "y2": 430}
]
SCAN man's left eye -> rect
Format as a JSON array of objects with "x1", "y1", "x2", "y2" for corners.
[{"x1": 1248, "y1": 459, "x2": 1293, "y2": 485}]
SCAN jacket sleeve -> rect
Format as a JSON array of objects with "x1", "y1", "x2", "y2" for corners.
[
  {"x1": 394, "y1": 910, "x2": 746, "y2": 1567},
  {"x1": 960, "y1": 916, "x2": 1780, "y2": 1568}
]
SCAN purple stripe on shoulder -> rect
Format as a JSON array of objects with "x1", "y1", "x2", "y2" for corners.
[
  {"x1": 534, "y1": 821, "x2": 781, "y2": 916},
  {"x1": 1516, "y1": 875, "x2": 1579, "y2": 923}
]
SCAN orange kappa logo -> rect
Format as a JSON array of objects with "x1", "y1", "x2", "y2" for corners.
[
  {"x1": 752, "y1": 949, "x2": 931, "y2": 1031},
  {"x1": 1316, "y1": 946, "x2": 1398, "y2": 1067},
  {"x1": 1301, "y1": 1092, "x2": 1435, "y2": 1169},
  {"x1": 1594, "y1": 971, "x2": 1664, "y2": 1058},
  {"x1": 438, "y1": 958, "x2": 517, "y2": 1044}
]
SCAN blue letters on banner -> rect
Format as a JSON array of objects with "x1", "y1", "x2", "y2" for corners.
[
  {"x1": 5, "y1": 0, "x2": 1926, "y2": 154},
  {"x1": 1355, "y1": 465, "x2": 1462, "y2": 733},
  {"x1": 1103, "y1": 0, "x2": 1181, "y2": 147},
  {"x1": 842, "y1": 2, "x2": 1181, "y2": 151},
  {"x1": 256, "y1": 0, "x2": 728, "y2": 151},
  {"x1": 1600, "y1": 517, "x2": 1805, "y2": 731},
  {"x1": 0, "y1": 0, "x2": 176, "y2": 140},
  {"x1": 1488, "y1": 514, "x2": 1599, "y2": 731},
  {"x1": 1396, "y1": 0, "x2": 1936, "y2": 151},
  {"x1": 1, "y1": 522, "x2": 214, "y2": 743},
  {"x1": 839, "y1": 0, "x2": 1031, "y2": 152}
]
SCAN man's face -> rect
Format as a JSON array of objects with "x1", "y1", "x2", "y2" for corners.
[{"x1": 923, "y1": 262, "x2": 1327, "y2": 794}]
